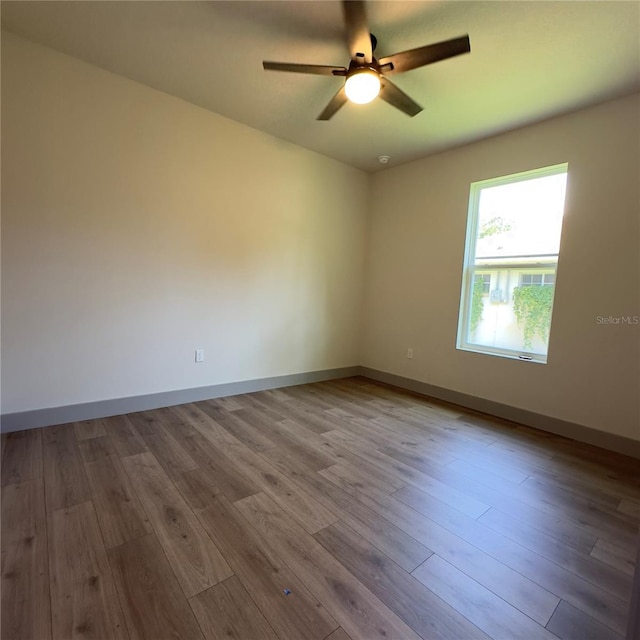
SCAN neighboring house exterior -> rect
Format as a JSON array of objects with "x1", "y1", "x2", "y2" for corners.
[{"x1": 468, "y1": 228, "x2": 559, "y2": 355}]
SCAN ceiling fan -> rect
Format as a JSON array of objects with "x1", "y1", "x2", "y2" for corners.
[{"x1": 263, "y1": 0, "x2": 470, "y2": 120}]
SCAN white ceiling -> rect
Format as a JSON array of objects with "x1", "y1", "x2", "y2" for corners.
[{"x1": 2, "y1": 1, "x2": 639, "y2": 173}]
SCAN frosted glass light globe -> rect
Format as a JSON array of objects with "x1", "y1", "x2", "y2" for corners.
[{"x1": 344, "y1": 70, "x2": 381, "y2": 104}]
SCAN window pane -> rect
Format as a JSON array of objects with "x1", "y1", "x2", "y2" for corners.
[
  {"x1": 476, "y1": 173, "x2": 566, "y2": 258},
  {"x1": 457, "y1": 165, "x2": 568, "y2": 363}
]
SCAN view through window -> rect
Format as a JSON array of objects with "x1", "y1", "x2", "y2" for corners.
[{"x1": 457, "y1": 164, "x2": 568, "y2": 363}]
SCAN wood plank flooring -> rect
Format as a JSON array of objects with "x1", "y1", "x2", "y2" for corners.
[{"x1": 2, "y1": 377, "x2": 639, "y2": 640}]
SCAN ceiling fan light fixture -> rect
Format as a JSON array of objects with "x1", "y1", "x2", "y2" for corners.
[
  {"x1": 263, "y1": 0, "x2": 471, "y2": 119},
  {"x1": 344, "y1": 68, "x2": 380, "y2": 104}
]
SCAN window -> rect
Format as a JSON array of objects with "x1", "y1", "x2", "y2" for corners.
[
  {"x1": 520, "y1": 273, "x2": 555, "y2": 287},
  {"x1": 476, "y1": 274, "x2": 491, "y2": 293},
  {"x1": 457, "y1": 164, "x2": 568, "y2": 363}
]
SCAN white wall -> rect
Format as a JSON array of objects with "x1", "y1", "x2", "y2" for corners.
[
  {"x1": 1, "y1": 32, "x2": 368, "y2": 414},
  {"x1": 362, "y1": 93, "x2": 640, "y2": 441}
]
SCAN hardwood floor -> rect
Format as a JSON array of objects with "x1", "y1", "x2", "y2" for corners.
[{"x1": 1, "y1": 377, "x2": 638, "y2": 640}]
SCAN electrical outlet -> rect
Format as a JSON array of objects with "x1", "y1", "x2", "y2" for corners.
[
  {"x1": 407, "y1": 348, "x2": 413, "y2": 359},
  {"x1": 195, "y1": 349, "x2": 204, "y2": 363}
]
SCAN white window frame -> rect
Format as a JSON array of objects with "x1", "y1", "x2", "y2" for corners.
[{"x1": 456, "y1": 163, "x2": 568, "y2": 364}]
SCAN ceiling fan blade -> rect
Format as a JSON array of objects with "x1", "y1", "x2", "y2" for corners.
[
  {"x1": 263, "y1": 61, "x2": 347, "y2": 76},
  {"x1": 379, "y1": 77, "x2": 423, "y2": 117},
  {"x1": 378, "y1": 35, "x2": 470, "y2": 75},
  {"x1": 342, "y1": 0, "x2": 372, "y2": 63},
  {"x1": 317, "y1": 87, "x2": 348, "y2": 120}
]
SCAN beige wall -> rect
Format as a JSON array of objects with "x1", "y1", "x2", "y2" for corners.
[
  {"x1": 362, "y1": 93, "x2": 640, "y2": 441},
  {"x1": 3, "y1": 32, "x2": 639, "y2": 443},
  {"x1": 1, "y1": 32, "x2": 368, "y2": 414}
]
